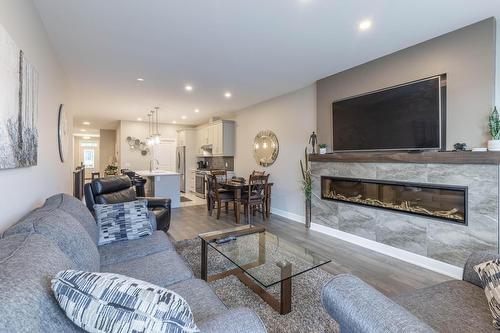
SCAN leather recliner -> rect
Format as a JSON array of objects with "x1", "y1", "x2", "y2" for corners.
[{"x1": 84, "y1": 175, "x2": 171, "y2": 231}]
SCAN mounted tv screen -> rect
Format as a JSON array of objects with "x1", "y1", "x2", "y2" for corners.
[{"x1": 332, "y1": 76, "x2": 444, "y2": 151}]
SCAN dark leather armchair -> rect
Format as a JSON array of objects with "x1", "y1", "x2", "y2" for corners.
[{"x1": 84, "y1": 175, "x2": 171, "y2": 231}]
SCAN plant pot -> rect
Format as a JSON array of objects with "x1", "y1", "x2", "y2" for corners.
[
  {"x1": 319, "y1": 148, "x2": 327, "y2": 154},
  {"x1": 305, "y1": 198, "x2": 312, "y2": 228},
  {"x1": 488, "y1": 140, "x2": 500, "y2": 151}
]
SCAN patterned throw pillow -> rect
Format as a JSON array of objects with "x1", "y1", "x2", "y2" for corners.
[
  {"x1": 51, "y1": 270, "x2": 199, "y2": 333},
  {"x1": 474, "y1": 259, "x2": 500, "y2": 329},
  {"x1": 94, "y1": 200, "x2": 152, "y2": 245}
]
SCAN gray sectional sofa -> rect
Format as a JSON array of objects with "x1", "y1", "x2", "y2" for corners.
[
  {"x1": 0, "y1": 193, "x2": 266, "y2": 333},
  {"x1": 321, "y1": 251, "x2": 498, "y2": 333}
]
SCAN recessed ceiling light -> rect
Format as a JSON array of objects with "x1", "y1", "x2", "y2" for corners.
[
  {"x1": 137, "y1": 78, "x2": 144, "y2": 81},
  {"x1": 80, "y1": 129, "x2": 86, "y2": 132},
  {"x1": 172, "y1": 120, "x2": 177, "y2": 124},
  {"x1": 359, "y1": 20, "x2": 372, "y2": 31},
  {"x1": 181, "y1": 115, "x2": 187, "y2": 120},
  {"x1": 185, "y1": 85, "x2": 193, "y2": 92},
  {"x1": 194, "y1": 109, "x2": 200, "y2": 113},
  {"x1": 83, "y1": 136, "x2": 91, "y2": 140},
  {"x1": 137, "y1": 117, "x2": 142, "y2": 121},
  {"x1": 82, "y1": 121, "x2": 90, "y2": 125},
  {"x1": 224, "y1": 91, "x2": 232, "y2": 98}
]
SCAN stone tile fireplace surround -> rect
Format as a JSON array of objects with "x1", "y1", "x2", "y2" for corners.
[{"x1": 310, "y1": 152, "x2": 500, "y2": 272}]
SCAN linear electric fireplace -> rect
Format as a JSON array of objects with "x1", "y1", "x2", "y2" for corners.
[{"x1": 321, "y1": 176, "x2": 467, "y2": 224}]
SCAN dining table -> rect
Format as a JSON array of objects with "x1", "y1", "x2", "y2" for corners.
[{"x1": 211, "y1": 180, "x2": 273, "y2": 224}]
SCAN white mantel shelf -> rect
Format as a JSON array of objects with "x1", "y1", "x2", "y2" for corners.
[{"x1": 309, "y1": 151, "x2": 500, "y2": 165}]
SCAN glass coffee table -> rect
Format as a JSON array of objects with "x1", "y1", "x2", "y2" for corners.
[{"x1": 199, "y1": 225, "x2": 331, "y2": 314}]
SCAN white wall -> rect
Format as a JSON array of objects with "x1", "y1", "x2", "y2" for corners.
[
  {"x1": 496, "y1": 17, "x2": 499, "y2": 109},
  {"x1": 118, "y1": 120, "x2": 187, "y2": 171},
  {"x1": 233, "y1": 84, "x2": 316, "y2": 220},
  {"x1": 0, "y1": 0, "x2": 71, "y2": 232}
]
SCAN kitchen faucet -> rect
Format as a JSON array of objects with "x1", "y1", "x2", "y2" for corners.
[{"x1": 149, "y1": 159, "x2": 159, "y2": 172}]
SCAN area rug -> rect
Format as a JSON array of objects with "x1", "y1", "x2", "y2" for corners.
[{"x1": 175, "y1": 238, "x2": 339, "y2": 333}]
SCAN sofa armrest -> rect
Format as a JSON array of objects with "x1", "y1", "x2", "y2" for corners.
[
  {"x1": 463, "y1": 251, "x2": 500, "y2": 287},
  {"x1": 139, "y1": 196, "x2": 171, "y2": 208},
  {"x1": 321, "y1": 274, "x2": 436, "y2": 333},
  {"x1": 198, "y1": 308, "x2": 267, "y2": 333}
]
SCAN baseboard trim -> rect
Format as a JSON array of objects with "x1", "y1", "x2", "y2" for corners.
[
  {"x1": 269, "y1": 208, "x2": 462, "y2": 279},
  {"x1": 270, "y1": 207, "x2": 305, "y2": 223}
]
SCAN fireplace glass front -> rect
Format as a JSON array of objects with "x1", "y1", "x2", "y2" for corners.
[{"x1": 321, "y1": 176, "x2": 467, "y2": 224}]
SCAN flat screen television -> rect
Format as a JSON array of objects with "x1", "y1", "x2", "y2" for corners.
[{"x1": 332, "y1": 75, "x2": 445, "y2": 152}]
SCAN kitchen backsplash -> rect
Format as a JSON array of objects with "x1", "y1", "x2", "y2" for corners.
[{"x1": 203, "y1": 157, "x2": 234, "y2": 171}]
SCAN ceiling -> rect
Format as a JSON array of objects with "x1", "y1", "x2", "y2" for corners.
[{"x1": 34, "y1": 0, "x2": 499, "y2": 129}]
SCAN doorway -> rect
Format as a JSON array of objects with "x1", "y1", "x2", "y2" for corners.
[{"x1": 76, "y1": 138, "x2": 100, "y2": 179}]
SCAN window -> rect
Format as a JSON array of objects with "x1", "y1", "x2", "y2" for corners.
[{"x1": 83, "y1": 149, "x2": 95, "y2": 168}]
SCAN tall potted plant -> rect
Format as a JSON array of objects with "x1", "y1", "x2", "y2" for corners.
[
  {"x1": 300, "y1": 147, "x2": 312, "y2": 228},
  {"x1": 489, "y1": 107, "x2": 500, "y2": 151}
]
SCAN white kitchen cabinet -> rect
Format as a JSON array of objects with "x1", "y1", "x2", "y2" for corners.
[
  {"x1": 189, "y1": 169, "x2": 196, "y2": 192},
  {"x1": 212, "y1": 122, "x2": 223, "y2": 155},
  {"x1": 177, "y1": 130, "x2": 186, "y2": 146},
  {"x1": 196, "y1": 120, "x2": 235, "y2": 156},
  {"x1": 213, "y1": 120, "x2": 235, "y2": 156}
]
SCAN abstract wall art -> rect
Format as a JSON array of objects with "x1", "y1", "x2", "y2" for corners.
[{"x1": 0, "y1": 23, "x2": 39, "y2": 169}]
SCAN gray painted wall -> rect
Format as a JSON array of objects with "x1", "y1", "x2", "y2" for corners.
[
  {"x1": 317, "y1": 18, "x2": 496, "y2": 150},
  {"x1": 0, "y1": 1, "x2": 72, "y2": 231},
  {"x1": 232, "y1": 84, "x2": 316, "y2": 219}
]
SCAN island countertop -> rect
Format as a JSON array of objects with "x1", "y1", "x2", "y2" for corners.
[{"x1": 135, "y1": 170, "x2": 180, "y2": 177}]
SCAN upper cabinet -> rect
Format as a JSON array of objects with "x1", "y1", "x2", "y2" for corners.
[{"x1": 196, "y1": 120, "x2": 235, "y2": 156}]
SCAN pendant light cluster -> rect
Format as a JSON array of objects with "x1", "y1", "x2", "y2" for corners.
[{"x1": 146, "y1": 106, "x2": 161, "y2": 146}]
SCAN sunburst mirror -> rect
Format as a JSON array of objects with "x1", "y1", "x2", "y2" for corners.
[{"x1": 253, "y1": 130, "x2": 279, "y2": 167}]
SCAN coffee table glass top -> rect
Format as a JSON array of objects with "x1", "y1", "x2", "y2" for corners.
[{"x1": 199, "y1": 225, "x2": 331, "y2": 288}]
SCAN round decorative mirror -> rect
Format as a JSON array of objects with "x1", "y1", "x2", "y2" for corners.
[
  {"x1": 57, "y1": 104, "x2": 68, "y2": 162},
  {"x1": 253, "y1": 130, "x2": 279, "y2": 167}
]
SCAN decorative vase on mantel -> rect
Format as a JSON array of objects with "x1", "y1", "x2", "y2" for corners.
[
  {"x1": 305, "y1": 198, "x2": 312, "y2": 228},
  {"x1": 300, "y1": 147, "x2": 312, "y2": 229}
]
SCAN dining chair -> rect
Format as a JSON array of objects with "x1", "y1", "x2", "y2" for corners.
[
  {"x1": 251, "y1": 170, "x2": 266, "y2": 176},
  {"x1": 210, "y1": 169, "x2": 227, "y2": 182},
  {"x1": 206, "y1": 174, "x2": 236, "y2": 219},
  {"x1": 240, "y1": 174, "x2": 269, "y2": 223}
]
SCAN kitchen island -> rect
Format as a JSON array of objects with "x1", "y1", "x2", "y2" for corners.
[{"x1": 136, "y1": 170, "x2": 181, "y2": 208}]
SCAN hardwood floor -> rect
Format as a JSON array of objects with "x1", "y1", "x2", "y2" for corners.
[{"x1": 169, "y1": 204, "x2": 452, "y2": 298}]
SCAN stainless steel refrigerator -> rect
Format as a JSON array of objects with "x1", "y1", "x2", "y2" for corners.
[{"x1": 176, "y1": 146, "x2": 186, "y2": 192}]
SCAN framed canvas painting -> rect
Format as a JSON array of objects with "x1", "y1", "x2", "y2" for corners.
[{"x1": 0, "y1": 23, "x2": 38, "y2": 169}]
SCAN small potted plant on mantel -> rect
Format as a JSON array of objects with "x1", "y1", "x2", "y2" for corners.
[
  {"x1": 488, "y1": 107, "x2": 500, "y2": 151},
  {"x1": 318, "y1": 144, "x2": 327, "y2": 154}
]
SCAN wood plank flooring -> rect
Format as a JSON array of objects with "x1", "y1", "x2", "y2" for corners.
[{"x1": 169, "y1": 204, "x2": 452, "y2": 297}]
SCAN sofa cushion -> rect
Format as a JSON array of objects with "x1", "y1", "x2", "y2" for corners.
[
  {"x1": 94, "y1": 200, "x2": 152, "y2": 245},
  {"x1": 51, "y1": 270, "x2": 199, "y2": 333},
  {"x1": 168, "y1": 278, "x2": 227, "y2": 323},
  {"x1": 44, "y1": 193, "x2": 98, "y2": 245},
  {"x1": 4, "y1": 208, "x2": 100, "y2": 272},
  {"x1": 474, "y1": 259, "x2": 500, "y2": 329},
  {"x1": 393, "y1": 280, "x2": 496, "y2": 333},
  {"x1": 0, "y1": 233, "x2": 81, "y2": 332},
  {"x1": 99, "y1": 230, "x2": 175, "y2": 266},
  {"x1": 100, "y1": 250, "x2": 193, "y2": 287}
]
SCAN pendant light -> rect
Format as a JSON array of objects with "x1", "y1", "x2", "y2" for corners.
[
  {"x1": 153, "y1": 106, "x2": 161, "y2": 144},
  {"x1": 147, "y1": 111, "x2": 154, "y2": 146}
]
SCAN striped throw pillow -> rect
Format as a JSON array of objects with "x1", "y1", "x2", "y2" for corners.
[
  {"x1": 94, "y1": 200, "x2": 152, "y2": 245},
  {"x1": 474, "y1": 259, "x2": 500, "y2": 329},
  {"x1": 51, "y1": 270, "x2": 199, "y2": 333}
]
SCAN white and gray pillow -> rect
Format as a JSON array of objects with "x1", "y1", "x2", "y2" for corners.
[
  {"x1": 94, "y1": 200, "x2": 152, "y2": 245},
  {"x1": 474, "y1": 259, "x2": 500, "y2": 329},
  {"x1": 51, "y1": 270, "x2": 199, "y2": 333}
]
